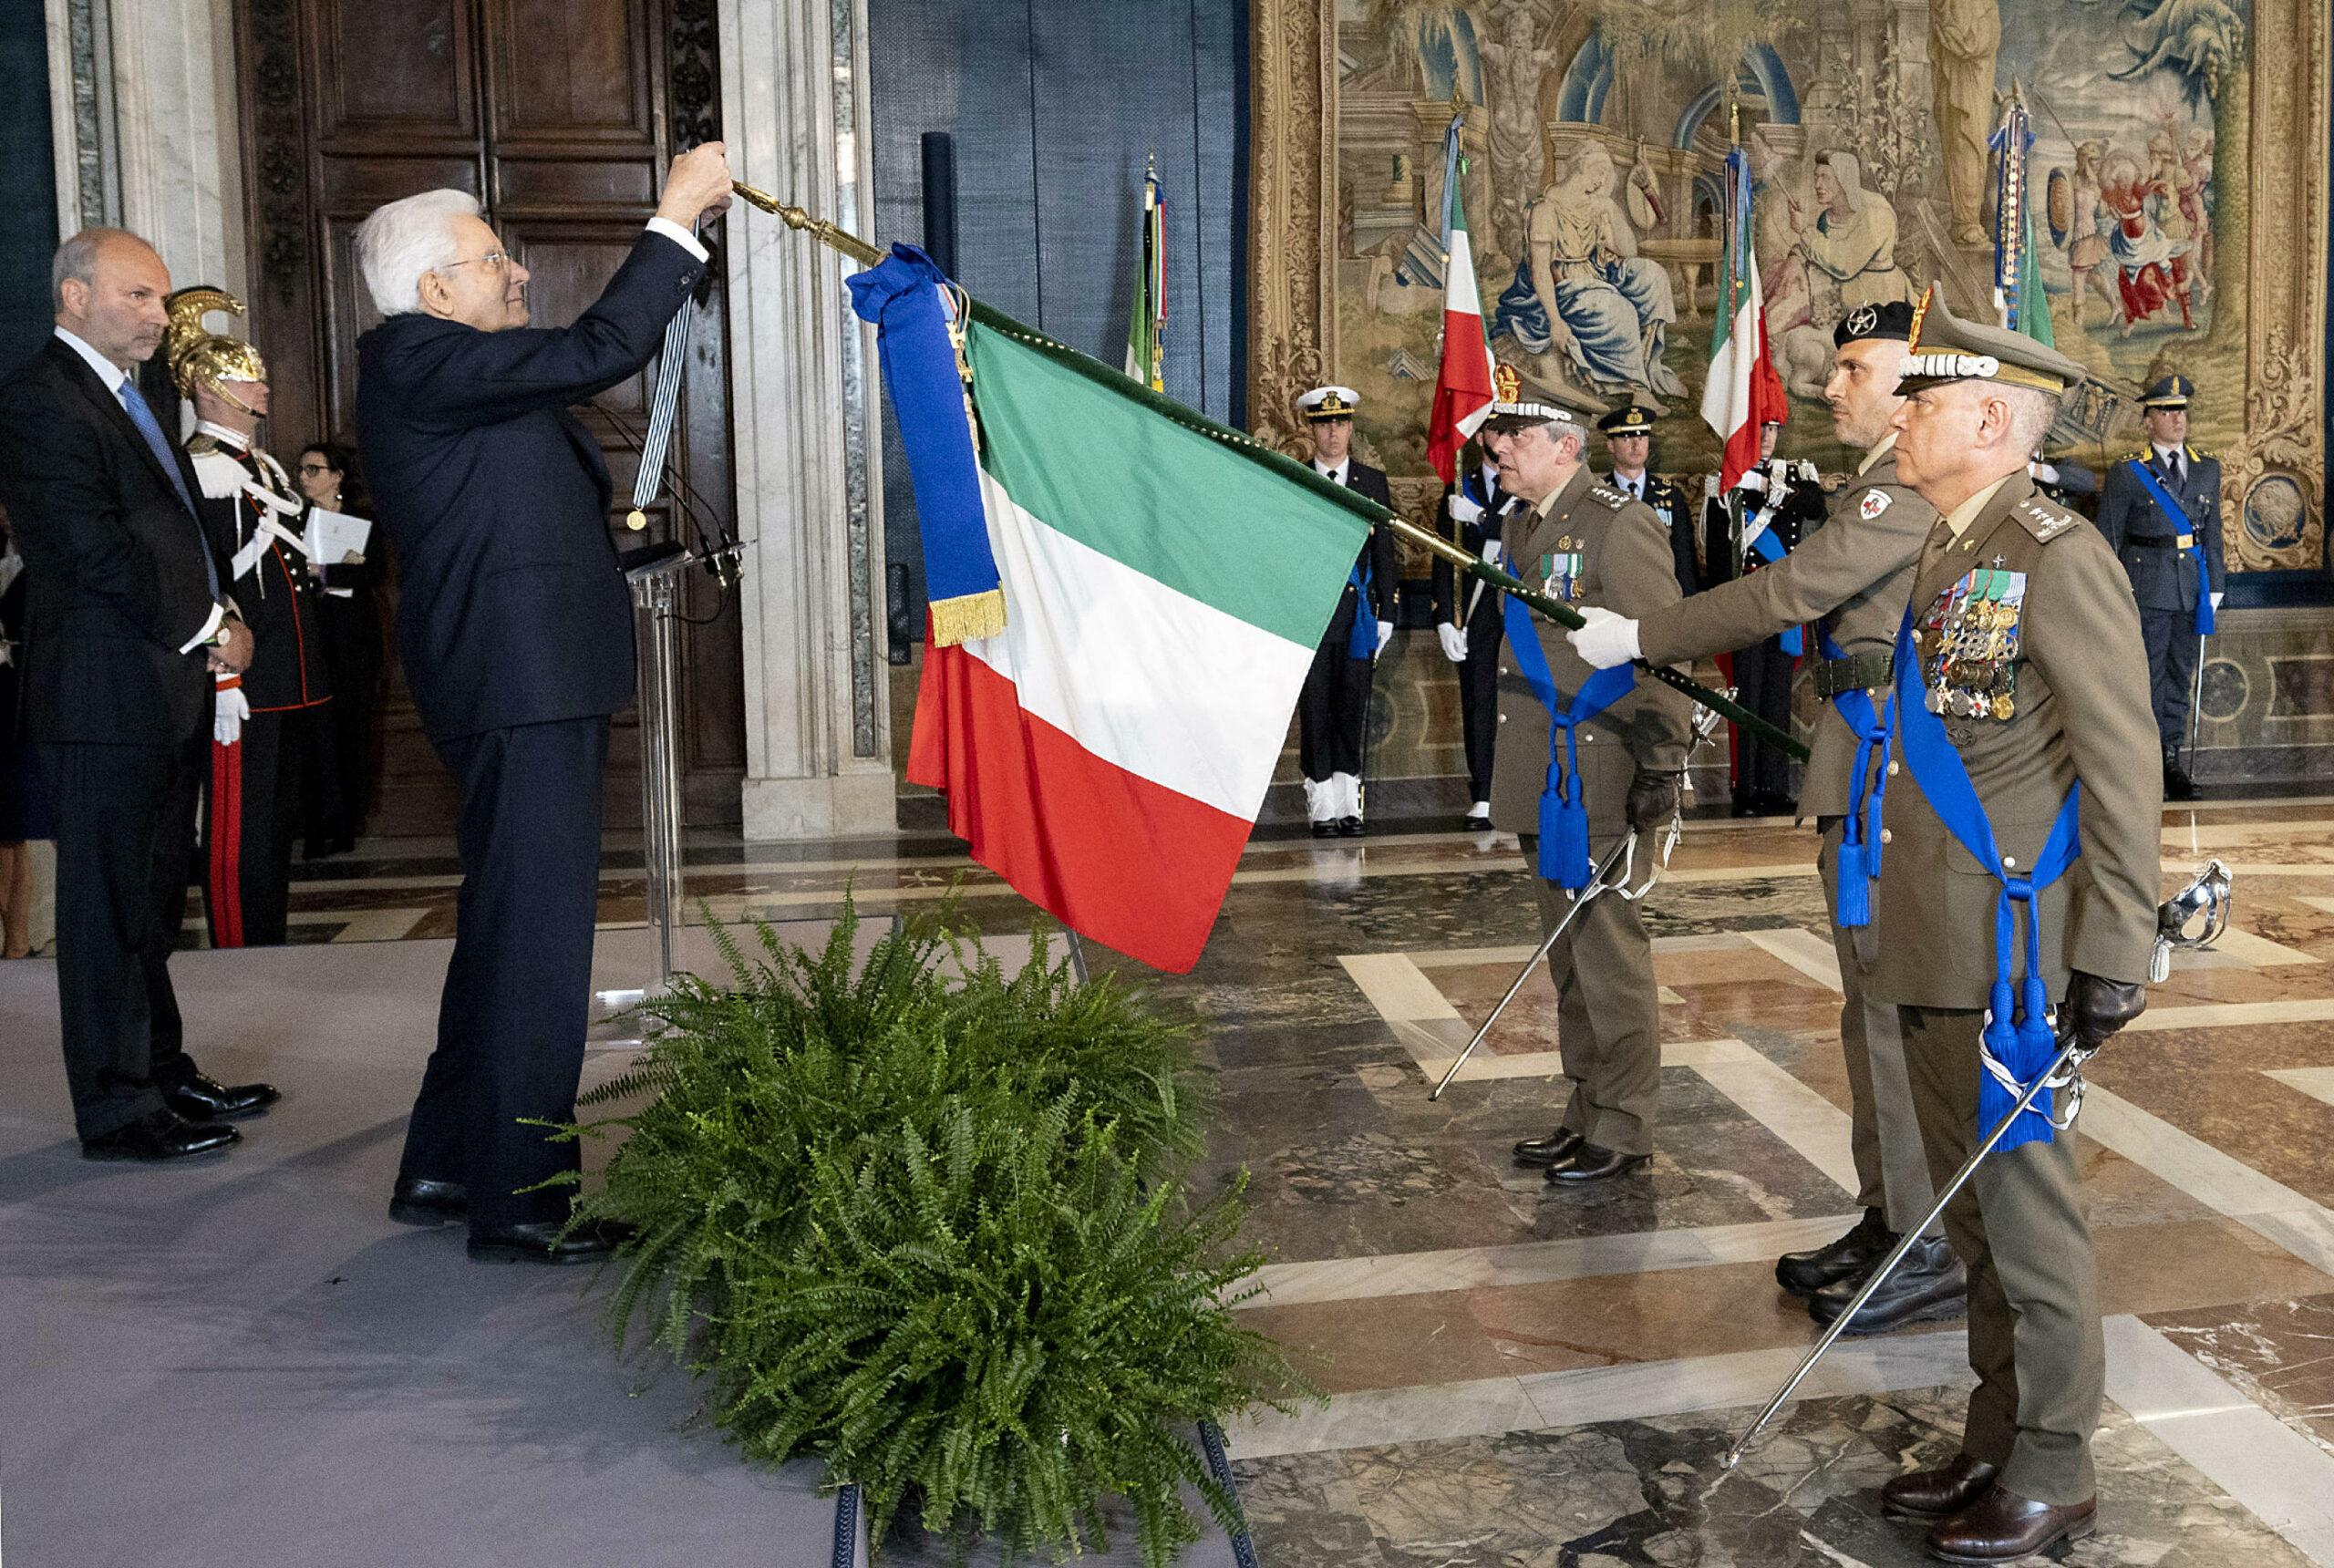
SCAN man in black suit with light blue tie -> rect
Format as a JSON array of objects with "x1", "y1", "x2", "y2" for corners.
[
  {"x1": 354, "y1": 142, "x2": 735, "y2": 1263},
  {"x1": 0, "y1": 228, "x2": 280, "y2": 1162}
]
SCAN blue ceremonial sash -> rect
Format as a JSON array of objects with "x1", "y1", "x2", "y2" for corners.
[
  {"x1": 1346, "y1": 555, "x2": 1379, "y2": 658},
  {"x1": 1744, "y1": 522, "x2": 1803, "y2": 655},
  {"x1": 2125, "y1": 459, "x2": 2215, "y2": 636},
  {"x1": 1503, "y1": 593, "x2": 1636, "y2": 888},
  {"x1": 1892, "y1": 607, "x2": 2083, "y2": 1151},
  {"x1": 1819, "y1": 626, "x2": 1895, "y2": 929}
]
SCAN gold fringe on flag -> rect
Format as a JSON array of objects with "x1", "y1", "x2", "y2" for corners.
[{"x1": 927, "y1": 587, "x2": 1008, "y2": 648}]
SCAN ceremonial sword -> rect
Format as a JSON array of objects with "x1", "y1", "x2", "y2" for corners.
[{"x1": 1719, "y1": 858, "x2": 2236, "y2": 1470}]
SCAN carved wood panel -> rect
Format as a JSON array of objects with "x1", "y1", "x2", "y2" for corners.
[{"x1": 232, "y1": 0, "x2": 744, "y2": 831}]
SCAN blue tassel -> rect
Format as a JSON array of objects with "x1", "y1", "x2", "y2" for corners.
[
  {"x1": 1833, "y1": 837, "x2": 1872, "y2": 928},
  {"x1": 1539, "y1": 769, "x2": 1592, "y2": 890}
]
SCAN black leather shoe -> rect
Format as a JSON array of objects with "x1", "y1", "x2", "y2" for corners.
[
  {"x1": 81, "y1": 1109, "x2": 241, "y2": 1162},
  {"x1": 2164, "y1": 751, "x2": 2197, "y2": 801},
  {"x1": 1337, "y1": 816, "x2": 1364, "y2": 837},
  {"x1": 1925, "y1": 1485, "x2": 2094, "y2": 1563},
  {"x1": 467, "y1": 1217, "x2": 635, "y2": 1264},
  {"x1": 1809, "y1": 1234, "x2": 1967, "y2": 1335},
  {"x1": 388, "y1": 1177, "x2": 470, "y2": 1227},
  {"x1": 1462, "y1": 811, "x2": 1492, "y2": 831},
  {"x1": 1310, "y1": 821, "x2": 1337, "y2": 839},
  {"x1": 1512, "y1": 1128, "x2": 1584, "y2": 1169},
  {"x1": 1881, "y1": 1454, "x2": 2001, "y2": 1522},
  {"x1": 1544, "y1": 1143, "x2": 1649, "y2": 1183},
  {"x1": 1776, "y1": 1207, "x2": 1892, "y2": 1297},
  {"x1": 161, "y1": 1068, "x2": 279, "y2": 1121}
]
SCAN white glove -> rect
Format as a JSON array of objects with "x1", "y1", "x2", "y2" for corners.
[
  {"x1": 2210, "y1": 591, "x2": 2225, "y2": 612},
  {"x1": 1450, "y1": 493, "x2": 1485, "y2": 525},
  {"x1": 1566, "y1": 605, "x2": 1641, "y2": 669},
  {"x1": 2030, "y1": 460, "x2": 2060, "y2": 485},
  {"x1": 1734, "y1": 469, "x2": 1767, "y2": 494},
  {"x1": 1438, "y1": 622, "x2": 1469, "y2": 663},
  {"x1": 1373, "y1": 621, "x2": 1395, "y2": 662},
  {"x1": 213, "y1": 676, "x2": 250, "y2": 747}
]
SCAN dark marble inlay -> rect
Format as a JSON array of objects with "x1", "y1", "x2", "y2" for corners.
[{"x1": 2144, "y1": 1291, "x2": 2334, "y2": 1458}]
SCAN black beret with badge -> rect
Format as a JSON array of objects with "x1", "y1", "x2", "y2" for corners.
[{"x1": 1833, "y1": 299, "x2": 1916, "y2": 347}]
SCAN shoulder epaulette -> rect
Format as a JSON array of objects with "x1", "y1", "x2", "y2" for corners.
[
  {"x1": 1585, "y1": 483, "x2": 1630, "y2": 511},
  {"x1": 189, "y1": 446, "x2": 246, "y2": 500},
  {"x1": 2012, "y1": 492, "x2": 2082, "y2": 543},
  {"x1": 185, "y1": 433, "x2": 220, "y2": 457}
]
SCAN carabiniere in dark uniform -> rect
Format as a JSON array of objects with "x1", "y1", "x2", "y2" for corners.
[{"x1": 168, "y1": 287, "x2": 331, "y2": 949}]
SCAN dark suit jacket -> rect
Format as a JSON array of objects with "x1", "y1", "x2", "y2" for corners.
[
  {"x1": 0, "y1": 339, "x2": 227, "y2": 747},
  {"x1": 2094, "y1": 446, "x2": 2226, "y2": 613},
  {"x1": 1430, "y1": 465, "x2": 1507, "y2": 631},
  {"x1": 355, "y1": 231, "x2": 706, "y2": 742},
  {"x1": 1330, "y1": 460, "x2": 1399, "y2": 624}
]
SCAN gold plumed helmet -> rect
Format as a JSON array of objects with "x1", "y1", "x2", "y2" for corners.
[{"x1": 163, "y1": 286, "x2": 269, "y2": 410}]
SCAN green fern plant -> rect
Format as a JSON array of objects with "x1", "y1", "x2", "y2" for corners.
[{"x1": 554, "y1": 901, "x2": 1306, "y2": 1563}]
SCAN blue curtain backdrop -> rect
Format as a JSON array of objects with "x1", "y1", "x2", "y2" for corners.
[
  {"x1": 1, "y1": 0, "x2": 60, "y2": 377},
  {"x1": 867, "y1": 0, "x2": 1249, "y2": 629}
]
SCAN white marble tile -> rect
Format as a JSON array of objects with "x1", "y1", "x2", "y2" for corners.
[
  {"x1": 1516, "y1": 1329, "x2": 1971, "y2": 1431},
  {"x1": 1740, "y1": 928, "x2": 1846, "y2": 992},
  {"x1": 2124, "y1": 997, "x2": 2334, "y2": 1033},
  {"x1": 1241, "y1": 1214, "x2": 1859, "y2": 1308},
  {"x1": 2265, "y1": 1067, "x2": 2334, "y2": 1108},
  {"x1": 1686, "y1": 1043, "x2": 1861, "y2": 1196},
  {"x1": 1338, "y1": 954, "x2": 1461, "y2": 1024},
  {"x1": 1222, "y1": 1375, "x2": 1542, "y2": 1460},
  {"x1": 2078, "y1": 1087, "x2": 2334, "y2": 1277},
  {"x1": 2102, "y1": 1315, "x2": 2334, "y2": 1565},
  {"x1": 2170, "y1": 926, "x2": 2319, "y2": 968}
]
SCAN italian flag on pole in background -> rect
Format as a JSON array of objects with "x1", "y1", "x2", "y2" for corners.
[
  {"x1": 1699, "y1": 144, "x2": 1787, "y2": 490},
  {"x1": 1427, "y1": 117, "x2": 1495, "y2": 482},
  {"x1": 1124, "y1": 158, "x2": 1167, "y2": 391},
  {"x1": 852, "y1": 247, "x2": 1369, "y2": 972}
]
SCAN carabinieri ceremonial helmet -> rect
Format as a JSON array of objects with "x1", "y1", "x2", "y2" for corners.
[{"x1": 163, "y1": 286, "x2": 269, "y2": 415}]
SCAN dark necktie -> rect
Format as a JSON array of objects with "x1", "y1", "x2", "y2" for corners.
[
  {"x1": 115, "y1": 380, "x2": 220, "y2": 599},
  {"x1": 2170, "y1": 451, "x2": 2185, "y2": 489}
]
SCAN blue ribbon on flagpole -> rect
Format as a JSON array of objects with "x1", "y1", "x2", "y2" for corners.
[
  {"x1": 1502, "y1": 593, "x2": 1635, "y2": 888},
  {"x1": 845, "y1": 244, "x2": 1003, "y2": 637},
  {"x1": 1891, "y1": 607, "x2": 2082, "y2": 1150},
  {"x1": 1817, "y1": 627, "x2": 1894, "y2": 929},
  {"x1": 1743, "y1": 525, "x2": 1803, "y2": 656},
  {"x1": 1345, "y1": 557, "x2": 1379, "y2": 659},
  {"x1": 2126, "y1": 459, "x2": 2216, "y2": 636}
]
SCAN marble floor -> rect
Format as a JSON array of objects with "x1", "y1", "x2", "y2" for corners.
[{"x1": 151, "y1": 796, "x2": 2334, "y2": 1563}]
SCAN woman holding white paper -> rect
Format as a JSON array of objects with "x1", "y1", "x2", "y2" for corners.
[{"x1": 295, "y1": 441, "x2": 383, "y2": 857}]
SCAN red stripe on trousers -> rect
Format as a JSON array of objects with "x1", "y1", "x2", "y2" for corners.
[
  {"x1": 905, "y1": 642, "x2": 1255, "y2": 973},
  {"x1": 209, "y1": 739, "x2": 245, "y2": 947}
]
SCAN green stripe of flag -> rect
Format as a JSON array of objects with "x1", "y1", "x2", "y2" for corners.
[{"x1": 967, "y1": 322, "x2": 1369, "y2": 647}]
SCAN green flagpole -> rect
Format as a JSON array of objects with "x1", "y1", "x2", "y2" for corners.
[{"x1": 731, "y1": 181, "x2": 1807, "y2": 761}]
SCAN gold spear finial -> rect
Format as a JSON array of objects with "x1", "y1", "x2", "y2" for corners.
[{"x1": 729, "y1": 181, "x2": 884, "y2": 265}]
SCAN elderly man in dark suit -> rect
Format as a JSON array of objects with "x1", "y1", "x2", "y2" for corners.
[
  {"x1": 354, "y1": 142, "x2": 733, "y2": 1263},
  {"x1": 0, "y1": 228, "x2": 278, "y2": 1161}
]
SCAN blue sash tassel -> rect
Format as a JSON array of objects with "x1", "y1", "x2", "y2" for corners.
[
  {"x1": 1345, "y1": 557, "x2": 1379, "y2": 659},
  {"x1": 1503, "y1": 593, "x2": 1636, "y2": 888},
  {"x1": 1893, "y1": 607, "x2": 2082, "y2": 1150},
  {"x1": 1819, "y1": 628, "x2": 1894, "y2": 930},
  {"x1": 1745, "y1": 526, "x2": 1803, "y2": 656}
]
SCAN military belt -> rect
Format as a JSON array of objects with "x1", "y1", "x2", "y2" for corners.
[
  {"x1": 2125, "y1": 533, "x2": 2179, "y2": 548},
  {"x1": 1812, "y1": 652, "x2": 1894, "y2": 700}
]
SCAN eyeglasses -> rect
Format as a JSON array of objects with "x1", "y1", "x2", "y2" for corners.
[
  {"x1": 439, "y1": 250, "x2": 511, "y2": 273},
  {"x1": 297, "y1": 462, "x2": 336, "y2": 477}
]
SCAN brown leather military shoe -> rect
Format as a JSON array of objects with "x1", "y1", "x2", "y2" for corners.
[
  {"x1": 1924, "y1": 1485, "x2": 2095, "y2": 1563},
  {"x1": 1880, "y1": 1454, "x2": 1999, "y2": 1522}
]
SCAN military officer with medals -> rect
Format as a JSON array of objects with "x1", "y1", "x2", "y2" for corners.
[
  {"x1": 2094, "y1": 374, "x2": 2224, "y2": 800},
  {"x1": 1295, "y1": 385, "x2": 1398, "y2": 837},
  {"x1": 1487, "y1": 368, "x2": 1693, "y2": 1185},
  {"x1": 1700, "y1": 419, "x2": 1824, "y2": 815},
  {"x1": 1596, "y1": 404, "x2": 1698, "y2": 597},
  {"x1": 1567, "y1": 300, "x2": 1967, "y2": 1335},
  {"x1": 1431, "y1": 436, "x2": 1506, "y2": 830},
  {"x1": 167, "y1": 289, "x2": 332, "y2": 947},
  {"x1": 1865, "y1": 289, "x2": 2160, "y2": 1562}
]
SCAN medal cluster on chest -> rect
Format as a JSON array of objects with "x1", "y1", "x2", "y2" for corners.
[
  {"x1": 1539, "y1": 536, "x2": 1585, "y2": 603},
  {"x1": 1920, "y1": 564, "x2": 2027, "y2": 720}
]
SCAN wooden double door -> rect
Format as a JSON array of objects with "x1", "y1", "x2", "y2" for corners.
[{"x1": 232, "y1": 0, "x2": 744, "y2": 833}]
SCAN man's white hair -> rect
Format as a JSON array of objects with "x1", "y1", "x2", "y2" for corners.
[
  {"x1": 2000, "y1": 386, "x2": 2060, "y2": 459},
  {"x1": 356, "y1": 190, "x2": 481, "y2": 317}
]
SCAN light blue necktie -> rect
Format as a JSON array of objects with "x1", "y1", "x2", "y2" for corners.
[{"x1": 115, "y1": 380, "x2": 219, "y2": 600}]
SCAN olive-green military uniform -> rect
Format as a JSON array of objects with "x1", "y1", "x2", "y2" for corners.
[
  {"x1": 1491, "y1": 465, "x2": 1693, "y2": 1156},
  {"x1": 1873, "y1": 469, "x2": 2162, "y2": 1505},
  {"x1": 1637, "y1": 435, "x2": 1942, "y2": 1235}
]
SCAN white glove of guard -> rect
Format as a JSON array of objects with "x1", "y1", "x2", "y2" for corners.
[
  {"x1": 1373, "y1": 621, "x2": 1395, "y2": 662},
  {"x1": 2209, "y1": 591, "x2": 2225, "y2": 612},
  {"x1": 1437, "y1": 622, "x2": 1469, "y2": 663},
  {"x1": 1566, "y1": 605, "x2": 1641, "y2": 669},
  {"x1": 1733, "y1": 469, "x2": 1767, "y2": 494},
  {"x1": 1450, "y1": 493, "x2": 1484, "y2": 525},
  {"x1": 214, "y1": 676, "x2": 250, "y2": 747}
]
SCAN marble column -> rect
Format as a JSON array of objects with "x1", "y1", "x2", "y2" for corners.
[
  {"x1": 44, "y1": 0, "x2": 245, "y2": 294},
  {"x1": 718, "y1": 0, "x2": 895, "y2": 840}
]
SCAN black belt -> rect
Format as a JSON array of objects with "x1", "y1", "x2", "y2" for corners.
[
  {"x1": 2126, "y1": 533, "x2": 2180, "y2": 547},
  {"x1": 1812, "y1": 652, "x2": 1893, "y2": 699}
]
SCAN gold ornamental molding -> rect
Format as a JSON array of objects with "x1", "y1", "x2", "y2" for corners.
[{"x1": 1248, "y1": 0, "x2": 1339, "y2": 460}]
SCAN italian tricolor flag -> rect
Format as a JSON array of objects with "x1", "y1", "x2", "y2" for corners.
[
  {"x1": 907, "y1": 321, "x2": 1371, "y2": 972},
  {"x1": 1699, "y1": 145, "x2": 1787, "y2": 490},
  {"x1": 1427, "y1": 127, "x2": 1494, "y2": 483}
]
